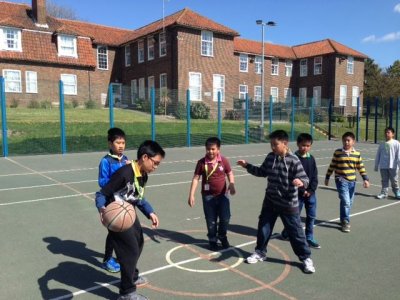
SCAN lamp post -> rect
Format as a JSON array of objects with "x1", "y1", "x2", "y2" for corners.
[{"x1": 256, "y1": 20, "x2": 276, "y2": 128}]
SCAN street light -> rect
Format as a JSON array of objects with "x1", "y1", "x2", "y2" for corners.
[{"x1": 255, "y1": 20, "x2": 276, "y2": 128}]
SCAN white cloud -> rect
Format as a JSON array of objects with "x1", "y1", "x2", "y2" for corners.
[
  {"x1": 394, "y1": 3, "x2": 400, "y2": 13},
  {"x1": 362, "y1": 32, "x2": 400, "y2": 43}
]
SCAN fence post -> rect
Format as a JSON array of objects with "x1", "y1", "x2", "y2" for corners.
[
  {"x1": 290, "y1": 96, "x2": 295, "y2": 141},
  {"x1": 0, "y1": 77, "x2": 8, "y2": 157},
  {"x1": 108, "y1": 84, "x2": 114, "y2": 128},
  {"x1": 389, "y1": 97, "x2": 393, "y2": 128},
  {"x1": 186, "y1": 90, "x2": 191, "y2": 147},
  {"x1": 310, "y1": 97, "x2": 314, "y2": 137},
  {"x1": 217, "y1": 91, "x2": 221, "y2": 140},
  {"x1": 59, "y1": 80, "x2": 66, "y2": 154},
  {"x1": 356, "y1": 96, "x2": 360, "y2": 141},
  {"x1": 365, "y1": 98, "x2": 370, "y2": 141},
  {"x1": 245, "y1": 93, "x2": 249, "y2": 144},
  {"x1": 269, "y1": 95, "x2": 273, "y2": 135},
  {"x1": 151, "y1": 87, "x2": 155, "y2": 141},
  {"x1": 374, "y1": 97, "x2": 378, "y2": 144},
  {"x1": 328, "y1": 99, "x2": 332, "y2": 140}
]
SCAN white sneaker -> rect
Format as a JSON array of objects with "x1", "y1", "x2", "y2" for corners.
[
  {"x1": 302, "y1": 257, "x2": 315, "y2": 274},
  {"x1": 376, "y1": 193, "x2": 388, "y2": 199},
  {"x1": 246, "y1": 250, "x2": 267, "y2": 264}
]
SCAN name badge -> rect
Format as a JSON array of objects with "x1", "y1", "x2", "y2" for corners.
[{"x1": 204, "y1": 183, "x2": 210, "y2": 191}]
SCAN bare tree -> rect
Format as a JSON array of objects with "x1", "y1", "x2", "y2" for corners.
[{"x1": 47, "y1": 0, "x2": 78, "y2": 20}]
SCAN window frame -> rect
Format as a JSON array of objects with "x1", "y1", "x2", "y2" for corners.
[
  {"x1": 57, "y1": 34, "x2": 77, "y2": 57},
  {"x1": 271, "y1": 58, "x2": 279, "y2": 75},
  {"x1": 1, "y1": 27, "x2": 22, "y2": 51},
  {"x1": 299, "y1": 87, "x2": 307, "y2": 106},
  {"x1": 97, "y1": 45, "x2": 108, "y2": 70},
  {"x1": 125, "y1": 45, "x2": 131, "y2": 67},
  {"x1": 255, "y1": 56, "x2": 262, "y2": 74},
  {"x1": 131, "y1": 79, "x2": 137, "y2": 104},
  {"x1": 147, "y1": 36, "x2": 155, "y2": 61},
  {"x1": 189, "y1": 72, "x2": 202, "y2": 101},
  {"x1": 254, "y1": 86, "x2": 261, "y2": 102},
  {"x1": 300, "y1": 59, "x2": 308, "y2": 77},
  {"x1": 147, "y1": 76, "x2": 155, "y2": 100},
  {"x1": 26, "y1": 71, "x2": 38, "y2": 93},
  {"x1": 3, "y1": 69, "x2": 22, "y2": 93},
  {"x1": 239, "y1": 84, "x2": 248, "y2": 100},
  {"x1": 339, "y1": 85, "x2": 347, "y2": 106},
  {"x1": 314, "y1": 56, "x2": 322, "y2": 75},
  {"x1": 285, "y1": 60, "x2": 292, "y2": 77},
  {"x1": 60, "y1": 74, "x2": 77, "y2": 95},
  {"x1": 313, "y1": 86, "x2": 321, "y2": 106},
  {"x1": 159, "y1": 31, "x2": 167, "y2": 57},
  {"x1": 284, "y1": 88, "x2": 292, "y2": 102},
  {"x1": 239, "y1": 54, "x2": 248, "y2": 72},
  {"x1": 138, "y1": 40, "x2": 144, "y2": 63},
  {"x1": 201, "y1": 30, "x2": 213, "y2": 57},
  {"x1": 213, "y1": 74, "x2": 225, "y2": 102},
  {"x1": 138, "y1": 78, "x2": 145, "y2": 99},
  {"x1": 347, "y1": 56, "x2": 354, "y2": 74},
  {"x1": 352, "y1": 86, "x2": 359, "y2": 107},
  {"x1": 270, "y1": 87, "x2": 279, "y2": 102}
]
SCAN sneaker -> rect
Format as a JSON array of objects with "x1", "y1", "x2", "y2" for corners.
[
  {"x1": 307, "y1": 239, "x2": 321, "y2": 249},
  {"x1": 302, "y1": 257, "x2": 315, "y2": 274},
  {"x1": 134, "y1": 275, "x2": 149, "y2": 287},
  {"x1": 280, "y1": 230, "x2": 289, "y2": 241},
  {"x1": 246, "y1": 250, "x2": 267, "y2": 264},
  {"x1": 395, "y1": 192, "x2": 400, "y2": 199},
  {"x1": 219, "y1": 237, "x2": 230, "y2": 249},
  {"x1": 209, "y1": 241, "x2": 218, "y2": 251},
  {"x1": 117, "y1": 291, "x2": 149, "y2": 300},
  {"x1": 341, "y1": 220, "x2": 351, "y2": 233},
  {"x1": 376, "y1": 193, "x2": 388, "y2": 199},
  {"x1": 102, "y1": 257, "x2": 120, "y2": 273}
]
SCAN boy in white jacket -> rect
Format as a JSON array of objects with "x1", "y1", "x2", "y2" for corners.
[{"x1": 375, "y1": 127, "x2": 400, "y2": 199}]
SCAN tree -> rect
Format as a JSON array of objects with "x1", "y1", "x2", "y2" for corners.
[{"x1": 47, "y1": 0, "x2": 78, "y2": 20}]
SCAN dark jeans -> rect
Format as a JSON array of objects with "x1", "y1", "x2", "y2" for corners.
[
  {"x1": 110, "y1": 217, "x2": 143, "y2": 295},
  {"x1": 104, "y1": 233, "x2": 115, "y2": 262},
  {"x1": 256, "y1": 198, "x2": 311, "y2": 261},
  {"x1": 202, "y1": 194, "x2": 231, "y2": 242}
]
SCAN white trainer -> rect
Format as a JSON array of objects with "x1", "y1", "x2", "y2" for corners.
[
  {"x1": 246, "y1": 250, "x2": 267, "y2": 264},
  {"x1": 302, "y1": 257, "x2": 315, "y2": 274}
]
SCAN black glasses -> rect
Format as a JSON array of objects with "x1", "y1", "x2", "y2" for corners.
[{"x1": 148, "y1": 156, "x2": 161, "y2": 166}]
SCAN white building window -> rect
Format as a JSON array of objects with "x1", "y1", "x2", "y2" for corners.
[
  {"x1": 1, "y1": 27, "x2": 22, "y2": 51},
  {"x1": 347, "y1": 56, "x2": 354, "y2": 74},
  {"x1": 239, "y1": 84, "x2": 248, "y2": 100},
  {"x1": 254, "y1": 86, "x2": 261, "y2": 102},
  {"x1": 239, "y1": 54, "x2": 248, "y2": 72},
  {"x1": 148, "y1": 76, "x2": 155, "y2": 99},
  {"x1": 313, "y1": 86, "x2": 321, "y2": 106},
  {"x1": 270, "y1": 87, "x2": 278, "y2": 102},
  {"x1": 271, "y1": 58, "x2": 279, "y2": 75},
  {"x1": 159, "y1": 32, "x2": 167, "y2": 57},
  {"x1": 285, "y1": 60, "x2": 292, "y2": 77},
  {"x1": 284, "y1": 88, "x2": 292, "y2": 102},
  {"x1": 213, "y1": 74, "x2": 225, "y2": 102},
  {"x1": 60, "y1": 74, "x2": 77, "y2": 95},
  {"x1": 57, "y1": 34, "x2": 77, "y2": 57},
  {"x1": 340, "y1": 85, "x2": 347, "y2": 106},
  {"x1": 138, "y1": 78, "x2": 145, "y2": 99},
  {"x1": 189, "y1": 72, "x2": 202, "y2": 101},
  {"x1": 314, "y1": 57, "x2": 322, "y2": 75},
  {"x1": 138, "y1": 40, "x2": 144, "y2": 63},
  {"x1": 125, "y1": 45, "x2": 131, "y2": 66},
  {"x1": 201, "y1": 31, "x2": 213, "y2": 56},
  {"x1": 255, "y1": 56, "x2": 262, "y2": 74},
  {"x1": 160, "y1": 73, "x2": 167, "y2": 92},
  {"x1": 97, "y1": 45, "x2": 108, "y2": 70},
  {"x1": 131, "y1": 79, "x2": 137, "y2": 104},
  {"x1": 300, "y1": 59, "x2": 307, "y2": 77},
  {"x1": 299, "y1": 87, "x2": 307, "y2": 106},
  {"x1": 352, "y1": 86, "x2": 359, "y2": 107},
  {"x1": 26, "y1": 71, "x2": 37, "y2": 93},
  {"x1": 147, "y1": 36, "x2": 154, "y2": 61},
  {"x1": 3, "y1": 69, "x2": 21, "y2": 93}
]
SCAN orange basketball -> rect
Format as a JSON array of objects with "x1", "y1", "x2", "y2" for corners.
[{"x1": 102, "y1": 201, "x2": 136, "y2": 232}]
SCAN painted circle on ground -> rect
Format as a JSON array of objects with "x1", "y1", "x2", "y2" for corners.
[{"x1": 165, "y1": 243, "x2": 244, "y2": 273}]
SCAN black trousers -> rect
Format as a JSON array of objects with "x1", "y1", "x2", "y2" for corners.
[
  {"x1": 110, "y1": 217, "x2": 144, "y2": 295},
  {"x1": 104, "y1": 233, "x2": 114, "y2": 262}
]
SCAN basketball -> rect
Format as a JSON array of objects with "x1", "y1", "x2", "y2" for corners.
[{"x1": 102, "y1": 201, "x2": 136, "y2": 232}]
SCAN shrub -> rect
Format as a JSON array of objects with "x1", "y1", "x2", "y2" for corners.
[
  {"x1": 72, "y1": 99, "x2": 80, "y2": 108},
  {"x1": 9, "y1": 99, "x2": 19, "y2": 108},
  {"x1": 40, "y1": 100, "x2": 52, "y2": 109},
  {"x1": 84, "y1": 99, "x2": 97, "y2": 109},
  {"x1": 174, "y1": 101, "x2": 187, "y2": 120},
  {"x1": 190, "y1": 102, "x2": 210, "y2": 119},
  {"x1": 28, "y1": 100, "x2": 40, "y2": 109}
]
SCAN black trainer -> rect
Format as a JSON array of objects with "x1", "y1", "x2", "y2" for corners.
[
  {"x1": 220, "y1": 237, "x2": 230, "y2": 249},
  {"x1": 209, "y1": 241, "x2": 218, "y2": 251}
]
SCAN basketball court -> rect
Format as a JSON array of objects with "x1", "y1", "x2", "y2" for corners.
[{"x1": 0, "y1": 141, "x2": 399, "y2": 299}]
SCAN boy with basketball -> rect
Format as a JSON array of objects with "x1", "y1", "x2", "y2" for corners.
[
  {"x1": 98, "y1": 127, "x2": 130, "y2": 273},
  {"x1": 95, "y1": 140, "x2": 165, "y2": 300},
  {"x1": 237, "y1": 130, "x2": 315, "y2": 274},
  {"x1": 188, "y1": 137, "x2": 236, "y2": 251},
  {"x1": 325, "y1": 131, "x2": 370, "y2": 233}
]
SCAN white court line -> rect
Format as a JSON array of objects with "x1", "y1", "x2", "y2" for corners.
[{"x1": 49, "y1": 200, "x2": 400, "y2": 300}]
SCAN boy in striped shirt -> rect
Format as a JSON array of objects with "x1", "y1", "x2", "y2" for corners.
[{"x1": 325, "y1": 132, "x2": 370, "y2": 232}]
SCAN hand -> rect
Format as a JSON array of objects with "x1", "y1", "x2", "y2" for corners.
[
  {"x1": 292, "y1": 178, "x2": 303, "y2": 187},
  {"x1": 236, "y1": 160, "x2": 247, "y2": 168},
  {"x1": 99, "y1": 207, "x2": 106, "y2": 224},
  {"x1": 324, "y1": 179, "x2": 329, "y2": 186},
  {"x1": 188, "y1": 196, "x2": 195, "y2": 207},
  {"x1": 149, "y1": 213, "x2": 159, "y2": 228},
  {"x1": 303, "y1": 191, "x2": 311, "y2": 197},
  {"x1": 363, "y1": 180, "x2": 370, "y2": 188},
  {"x1": 125, "y1": 160, "x2": 132, "y2": 165},
  {"x1": 227, "y1": 183, "x2": 236, "y2": 195}
]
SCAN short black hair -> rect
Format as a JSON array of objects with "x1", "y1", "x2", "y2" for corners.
[
  {"x1": 107, "y1": 127, "x2": 126, "y2": 142},
  {"x1": 137, "y1": 140, "x2": 165, "y2": 160},
  {"x1": 385, "y1": 127, "x2": 395, "y2": 134},
  {"x1": 342, "y1": 131, "x2": 355, "y2": 140},
  {"x1": 297, "y1": 133, "x2": 313, "y2": 144},
  {"x1": 269, "y1": 130, "x2": 289, "y2": 142},
  {"x1": 205, "y1": 137, "x2": 221, "y2": 148}
]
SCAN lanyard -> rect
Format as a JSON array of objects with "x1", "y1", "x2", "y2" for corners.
[
  {"x1": 108, "y1": 152, "x2": 124, "y2": 161},
  {"x1": 132, "y1": 162, "x2": 145, "y2": 200},
  {"x1": 205, "y1": 162, "x2": 219, "y2": 182}
]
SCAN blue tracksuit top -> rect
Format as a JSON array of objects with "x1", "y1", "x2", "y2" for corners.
[{"x1": 98, "y1": 151, "x2": 129, "y2": 188}]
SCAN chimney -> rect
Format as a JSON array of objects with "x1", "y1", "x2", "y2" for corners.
[{"x1": 32, "y1": 0, "x2": 47, "y2": 26}]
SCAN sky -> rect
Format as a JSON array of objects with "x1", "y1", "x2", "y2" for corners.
[{"x1": 5, "y1": 0, "x2": 400, "y2": 69}]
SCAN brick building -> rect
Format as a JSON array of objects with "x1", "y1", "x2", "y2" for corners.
[{"x1": 0, "y1": 0, "x2": 367, "y2": 115}]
